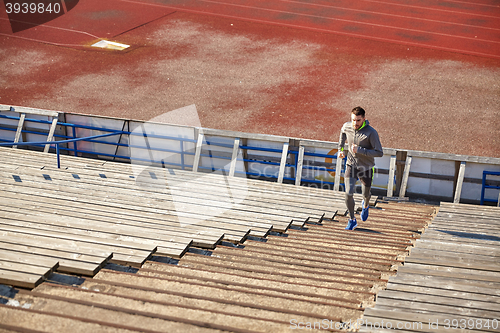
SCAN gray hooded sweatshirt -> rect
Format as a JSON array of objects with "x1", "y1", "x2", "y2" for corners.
[{"x1": 339, "y1": 120, "x2": 383, "y2": 169}]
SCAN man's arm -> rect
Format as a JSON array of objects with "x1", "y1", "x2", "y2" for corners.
[{"x1": 338, "y1": 124, "x2": 347, "y2": 158}]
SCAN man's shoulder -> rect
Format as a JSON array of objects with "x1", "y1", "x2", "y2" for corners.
[
  {"x1": 364, "y1": 122, "x2": 379, "y2": 134},
  {"x1": 341, "y1": 121, "x2": 352, "y2": 131}
]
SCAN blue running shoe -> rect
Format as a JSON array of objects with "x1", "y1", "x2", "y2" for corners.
[
  {"x1": 361, "y1": 200, "x2": 369, "y2": 221},
  {"x1": 345, "y1": 218, "x2": 358, "y2": 230}
]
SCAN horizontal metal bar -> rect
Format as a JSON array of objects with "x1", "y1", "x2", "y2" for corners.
[
  {"x1": 0, "y1": 132, "x2": 125, "y2": 147},
  {"x1": 203, "y1": 128, "x2": 289, "y2": 142},
  {"x1": 0, "y1": 114, "x2": 197, "y2": 142},
  {"x1": 0, "y1": 104, "x2": 59, "y2": 117}
]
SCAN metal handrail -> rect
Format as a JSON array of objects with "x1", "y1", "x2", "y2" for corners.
[
  {"x1": 0, "y1": 132, "x2": 126, "y2": 168},
  {"x1": 0, "y1": 112, "x2": 341, "y2": 186}
]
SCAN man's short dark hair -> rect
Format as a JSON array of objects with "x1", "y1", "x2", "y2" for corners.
[{"x1": 352, "y1": 106, "x2": 365, "y2": 117}]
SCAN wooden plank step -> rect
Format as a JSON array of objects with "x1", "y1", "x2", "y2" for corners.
[
  {"x1": 0, "y1": 219, "x2": 157, "y2": 260},
  {"x1": 1, "y1": 166, "x2": 315, "y2": 226},
  {"x1": 404, "y1": 252, "x2": 500, "y2": 273},
  {"x1": 0, "y1": 146, "x2": 366, "y2": 210},
  {"x1": 0, "y1": 152, "x2": 344, "y2": 227},
  {"x1": 0, "y1": 210, "x2": 187, "y2": 253},
  {"x1": 385, "y1": 281, "x2": 500, "y2": 304},
  {"x1": 0, "y1": 201, "x2": 218, "y2": 250},
  {"x1": 0, "y1": 243, "x2": 106, "y2": 276},
  {"x1": 0, "y1": 269, "x2": 45, "y2": 289},
  {"x1": 419, "y1": 229, "x2": 500, "y2": 247},
  {"x1": 93, "y1": 161, "x2": 355, "y2": 204},
  {"x1": 0, "y1": 177, "x2": 281, "y2": 235},
  {"x1": 410, "y1": 246, "x2": 500, "y2": 262},
  {"x1": 0, "y1": 231, "x2": 112, "y2": 272},
  {"x1": 387, "y1": 272, "x2": 500, "y2": 296},
  {"x1": 0, "y1": 190, "x2": 250, "y2": 244},
  {"x1": 396, "y1": 264, "x2": 500, "y2": 283},
  {"x1": 37, "y1": 164, "x2": 329, "y2": 220},
  {"x1": 413, "y1": 239, "x2": 500, "y2": 257},
  {"x1": 0, "y1": 259, "x2": 57, "y2": 279},
  {"x1": 0, "y1": 157, "x2": 339, "y2": 220},
  {"x1": 376, "y1": 289, "x2": 500, "y2": 313},
  {"x1": 362, "y1": 308, "x2": 491, "y2": 333},
  {"x1": 0, "y1": 185, "x2": 273, "y2": 237}
]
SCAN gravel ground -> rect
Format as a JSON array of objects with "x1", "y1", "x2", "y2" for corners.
[{"x1": 0, "y1": 12, "x2": 498, "y2": 157}]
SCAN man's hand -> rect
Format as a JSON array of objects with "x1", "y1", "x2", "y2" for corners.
[
  {"x1": 338, "y1": 150, "x2": 345, "y2": 159},
  {"x1": 351, "y1": 143, "x2": 358, "y2": 154}
]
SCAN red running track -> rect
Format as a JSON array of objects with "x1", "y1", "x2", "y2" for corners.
[
  {"x1": 0, "y1": 0, "x2": 176, "y2": 48},
  {"x1": 134, "y1": 0, "x2": 500, "y2": 59},
  {"x1": 0, "y1": 0, "x2": 498, "y2": 57}
]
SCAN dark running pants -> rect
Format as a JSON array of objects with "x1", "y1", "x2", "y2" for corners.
[{"x1": 345, "y1": 165, "x2": 373, "y2": 220}]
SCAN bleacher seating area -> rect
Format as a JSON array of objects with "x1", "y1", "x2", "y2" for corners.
[
  {"x1": 0, "y1": 146, "x2": 439, "y2": 332},
  {"x1": 0, "y1": 146, "x2": 498, "y2": 332}
]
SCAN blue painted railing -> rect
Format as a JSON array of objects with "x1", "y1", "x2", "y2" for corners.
[
  {"x1": 0, "y1": 113, "x2": 342, "y2": 186},
  {"x1": 480, "y1": 171, "x2": 500, "y2": 205}
]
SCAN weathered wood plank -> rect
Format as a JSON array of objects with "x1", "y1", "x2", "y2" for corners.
[
  {"x1": 277, "y1": 142, "x2": 289, "y2": 184},
  {"x1": 387, "y1": 155, "x2": 396, "y2": 198},
  {"x1": 0, "y1": 159, "x2": 337, "y2": 220},
  {"x1": 0, "y1": 165, "x2": 297, "y2": 226},
  {"x1": 295, "y1": 145, "x2": 305, "y2": 186},
  {"x1": 0, "y1": 259, "x2": 57, "y2": 278},
  {"x1": 0, "y1": 269, "x2": 44, "y2": 289},
  {"x1": 399, "y1": 155, "x2": 412, "y2": 198},
  {"x1": 13, "y1": 112, "x2": 25, "y2": 148},
  {"x1": 0, "y1": 191, "x2": 250, "y2": 243},
  {"x1": 0, "y1": 178, "x2": 278, "y2": 235},
  {"x1": 43, "y1": 116, "x2": 59, "y2": 153},
  {"x1": 376, "y1": 289, "x2": 500, "y2": 313},
  {"x1": 385, "y1": 281, "x2": 500, "y2": 304},
  {"x1": 228, "y1": 137, "x2": 240, "y2": 177},
  {"x1": 388, "y1": 272, "x2": 500, "y2": 296},
  {"x1": 363, "y1": 309, "x2": 490, "y2": 333},
  {"x1": 453, "y1": 161, "x2": 467, "y2": 203},
  {"x1": 404, "y1": 252, "x2": 500, "y2": 273}
]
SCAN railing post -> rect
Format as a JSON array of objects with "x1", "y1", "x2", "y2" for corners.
[
  {"x1": 399, "y1": 155, "x2": 412, "y2": 198},
  {"x1": 229, "y1": 137, "x2": 240, "y2": 177},
  {"x1": 192, "y1": 131, "x2": 204, "y2": 172},
  {"x1": 44, "y1": 116, "x2": 59, "y2": 153},
  {"x1": 13, "y1": 112, "x2": 26, "y2": 149},
  {"x1": 453, "y1": 161, "x2": 466, "y2": 203},
  {"x1": 387, "y1": 154, "x2": 397, "y2": 197},
  {"x1": 180, "y1": 140, "x2": 185, "y2": 170},
  {"x1": 56, "y1": 144, "x2": 61, "y2": 169},
  {"x1": 72, "y1": 126, "x2": 78, "y2": 156},
  {"x1": 295, "y1": 145, "x2": 305, "y2": 186},
  {"x1": 277, "y1": 142, "x2": 289, "y2": 184}
]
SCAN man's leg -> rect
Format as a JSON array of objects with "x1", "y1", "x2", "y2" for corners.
[
  {"x1": 360, "y1": 167, "x2": 373, "y2": 221},
  {"x1": 362, "y1": 184, "x2": 371, "y2": 206},
  {"x1": 344, "y1": 165, "x2": 358, "y2": 230},
  {"x1": 345, "y1": 176, "x2": 356, "y2": 220}
]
